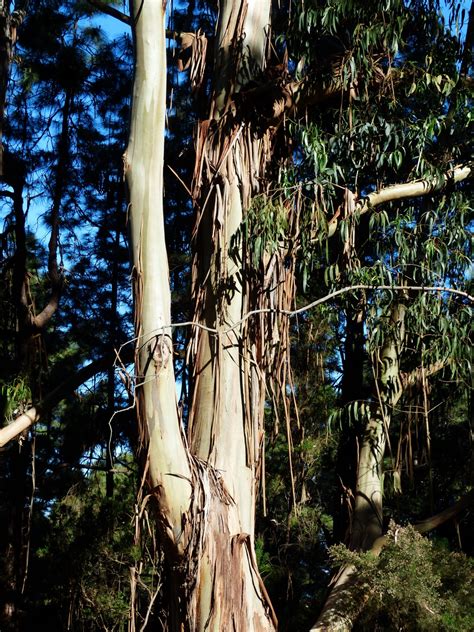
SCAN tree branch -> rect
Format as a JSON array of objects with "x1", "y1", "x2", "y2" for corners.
[
  {"x1": 358, "y1": 164, "x2": 472, "y2": 213},
  {"x1": 371, "y1": 488, "x2": 474, "y2": 554},
  {"x1": 87, "y1": 0, "x2": 131, "y2": 26},
  {"x1": 414, "y1": 489, "x2": 474, "y2": 534},
  {"x1": 0, "y1": 348, "x2": 131, "y2": 447},
  {"x1": 400, "y1": 359, "x2": 447, "y2": 393},
  {"x1": 327, "y1": 163, "x2": 472, "y2": 236},
  {"x1": 30, "y1": 90, "x2": 74, "y2": 329}
]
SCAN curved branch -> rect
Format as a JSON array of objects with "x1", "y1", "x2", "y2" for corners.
[
  {"x1": 120, "y1": 284, "x2": 472, "y2": 343},
  {"x1": 371, "y1": 488, "x2": 474, "y2": 554},
  {"x1": 87, "y1": 0, "x2": 131, "y2": 26},
  {"x1": 415, "y1": 489, "x2": 474, "y2": 533}
]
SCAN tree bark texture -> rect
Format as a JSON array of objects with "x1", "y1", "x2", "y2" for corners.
[
  {"x1": 125, "y1": 1, "x2": 277, "y2": 629},
  {"x1": 188, "y1": 0, "x2": 273, "y2": 536}
]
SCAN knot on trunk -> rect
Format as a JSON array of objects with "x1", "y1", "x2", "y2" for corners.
[{"x1": 147, "y1": 334, "x2": 173, "y2": 373}]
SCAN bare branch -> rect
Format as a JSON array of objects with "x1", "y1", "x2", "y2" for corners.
[
  {"x1": 414, "y1": 489, "x2": 474, "y2": 534},
  {"x1": 359, "y1": 164, "x2": 472, "y2": 213},
  {"x1": 0, "y1": 407, "x2": 39, "y2": 447},
  {"x1": 87, "y1": 0, "x2": 131, "y2": 26},
  {"x1": 177, "y1": 285, "x2": 473, "y2": 336},
  {"x1": 112, "y1": 285, "x2": 472, "y2": 360}
]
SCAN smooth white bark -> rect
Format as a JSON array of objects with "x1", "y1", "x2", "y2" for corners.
[
  {"x1": 125, "y1": 0, "x2": 191, "y2": 547},
  {"x1": 0, "y1": 408, "x2": 38, "y2": 448},
  {"x1": 360, "y1": 164, "x2": 471, "y2": 211}
]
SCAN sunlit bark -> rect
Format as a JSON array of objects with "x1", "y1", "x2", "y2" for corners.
[
  {"x1": 327, "y1": 164, "x2": 472, "y2": 237},
  {"x1": 188, "y1": 0, "x2": 273, "y2": 534},
  {"x1": 187, "y1": 1, "x2": 277, "y2": 626},
  {"x1": 125, "y1": 0, "x2": 192, "y2": 548}
]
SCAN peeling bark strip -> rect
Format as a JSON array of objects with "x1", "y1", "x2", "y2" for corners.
[
  {"x1": 187, "y1": 0, "x2": 280, "y2": 626},
  {"x1": 126, "y1": 1, "x2": 276, "y2": 628},
  {"x1": 188, "y1": 0, "x2": 292, "y2": 531},
  {"x1": 186, "y1": 4, "x2": 297, "y2": 621}
]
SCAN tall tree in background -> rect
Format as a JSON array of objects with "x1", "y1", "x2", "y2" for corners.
[{"x1": 0, "y1": 2, "x2": 133, "y2": 627}]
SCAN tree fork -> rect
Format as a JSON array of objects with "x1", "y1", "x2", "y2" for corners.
[{"x1": 125, "y1": 1, "x2": 275, "y2": 628}]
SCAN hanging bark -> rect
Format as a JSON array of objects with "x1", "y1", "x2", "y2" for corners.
[{"x1": 188, "y1": 0, "x2": 272, "y2": 531}]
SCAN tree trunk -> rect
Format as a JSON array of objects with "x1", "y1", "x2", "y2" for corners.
[
  {"x1": 188, "y1": 0, "x2": 272, "y2": 537},
  {"x1": 312, "y1": 303, "x2": 406, "y2": 630},
  {"x1": 352, "y1": 303, "x2": 405, "y2": 551},
  {"x1": 334, "y1": 308, "x2": 365, "y2": 543},
  {"x1": 125, "y1": 1, "x2": 276, "y2": 628}
]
